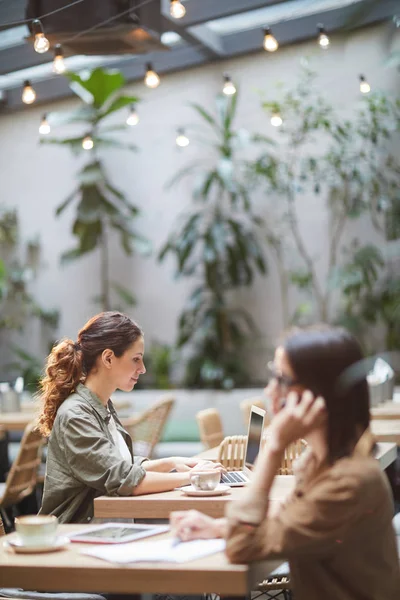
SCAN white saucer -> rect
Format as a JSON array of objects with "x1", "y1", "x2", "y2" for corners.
[
  {"x1": 3, "y1": 535, "x2": 69, "y2": 554},
  {"x1": 180, "y1": 484, "x2": 231, "y2": 497}
]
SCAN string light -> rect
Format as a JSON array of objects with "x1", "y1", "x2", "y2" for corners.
[
  {"x1": 22, "y1": 80, "x2": 36, "y2": 104},
  {"x1": 82, "y1": 134, "x2": 94, "y2": 150},
  {"x1": 53, "y1": 44, "x2": 66, "y2": 74},
  {"x1": 39, "y1": 114, "x2": 50, "y2": 135},
  {"x1": 176, "y1": 128, "x2": 189, "y2": 147},
  {"x1": 263, "y1": 27, "x2": 279, "y2": 52},
  {"x1": 126, "y1": 105, "x2": 139, "y2": 126},
  {"x1": 317, "y1": 24, "x2": 330, "y2": 49},
  {"x1": 32, "y1": 19, "x2": 50, "y2": 53},
  {"x1": 170, "y1": 0, "x2": 186, "y2": 19},
  {"x1": 271, "y1": 112, "x2": 283, "y2": 127},
  {"x1": 144, "y1": 63, "x2": 160, "y2": 88},
  {"x1": 222, "y1": 74, "x2": 236, "y2": 96},
  {"x1": 359, "y1": 75, "x2": 370, "y2": 94}
]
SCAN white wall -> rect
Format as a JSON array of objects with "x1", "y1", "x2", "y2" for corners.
[{"x1": 0, "y1": 23, "x2": 398, "y2": 377}]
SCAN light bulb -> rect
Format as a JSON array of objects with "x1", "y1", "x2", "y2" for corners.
[
  {"x1": 53, "y1": 44, "x2": 66, "y2": 74},
  {"x1": 127, "y1": 106, "x2": 139, "y2": 126},
  {"x1": 82, "y1": 135, "x2": 94, "y2": 150},
  {"x1": 34, "y1": 32, "x2": 50, "y2": 53},
  {"x1": 145, "y1": 63, "x2": 160, "y2": 88},
  {"x1": 170, "y1": 0, "x2": 186, "y2": 18},
  {"x1": 317, "y1": 24, "x2": 330, "y2": 49},
  {"x1": 263, "y1": 27, "x2": 278, "y2": 52},
  {"x1": 22, "y1": 80, "x2": 36, "y2": 104},
  {"x1": 32, "y1": 20, "x2": 50, "y2": 53},
  {"x1": 176, "y1": 128, "x2": 189, "y2": 147},
  {"x1": 223, "y1": 74, "x2": 236, "y2": 96},
  {"x1": 39, "y1": 114, "x2": 50, "y2": 135},
  {"x1": 359, "y1": 75, "x2": 370, "y2": 94},
  {"x1": 271, "y1": 113, "x2": 283, "y2": 127}
]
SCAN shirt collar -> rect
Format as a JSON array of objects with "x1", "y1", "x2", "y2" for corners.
[{"x1": 76, "y1": 383, "x2": 110, "y2": 423}]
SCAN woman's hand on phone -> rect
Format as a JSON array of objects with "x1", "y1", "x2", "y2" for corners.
[{"x1": 268, "y1": 390, "x2": 326, "y2": 452}]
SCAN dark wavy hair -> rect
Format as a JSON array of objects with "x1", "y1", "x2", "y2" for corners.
[
  {"x1": 38, "y1": 312, "x2": 143, "y2": 436},
  {"x1": 282, "y1": 324, "x2": 370, "y2": 464}
]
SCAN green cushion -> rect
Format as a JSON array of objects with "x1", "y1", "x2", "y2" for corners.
[{"x1": 161, "y1": 420, "x2": 200, "y2": 443}]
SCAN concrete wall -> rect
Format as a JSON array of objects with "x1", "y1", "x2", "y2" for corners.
[{"x1": 0, "y1": 23, "x2": 398, "y2": 379}]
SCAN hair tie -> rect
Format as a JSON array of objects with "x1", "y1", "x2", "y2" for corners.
[{"x1": 73, "y1": 342, "x2": 81, "y2": 352}]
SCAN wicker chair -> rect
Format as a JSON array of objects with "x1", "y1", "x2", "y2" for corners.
[
  {"x1": 122, "y1": 395, "x2": 174, "y2": 458},
  {"x1": 0, "y1": 422, "x2": 44, "y2": 529},
  {"x1": 196, "y1": 408, "x2": 224, "y2": 450},
  {"x1": 240, "y1": 396, "x2": 266, "y2": 428},
  {"x1": 217, "y1": 435, "x2": 307, "y2": 474}
]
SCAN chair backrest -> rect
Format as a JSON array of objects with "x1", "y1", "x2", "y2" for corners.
[
  {"x1": 240, "y1": 397, "x2": 266, "y2": 428},
  {"x1": 0, "y1": 421, "x2": 44, "y2": 509},
  {"x1": 218, "y1": 435, "x2": 247, "y2": 471},
  {"x1": 217, "y1": 435, "x2": 307, "y2": 474},
  {"x1": 196, "y1": 408, "x2": 224, "y2": 449},
  {"x1": 279, "y1": 439, "x2": 308, "y2": 475},
  {"x1": 123, "y1": 396, "x2": 175, "y2": 458}
]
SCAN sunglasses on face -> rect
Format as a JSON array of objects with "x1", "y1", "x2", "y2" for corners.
[{"x1": 267, "y1": 361, "x2": 298, "y2": 389}]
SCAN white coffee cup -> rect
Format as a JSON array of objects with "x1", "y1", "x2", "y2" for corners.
[
  {"x1": 190, "y1": 470, "x2": 221, "y2": 491},
  {"x1": 15, "y1": 515, "x2": 58, "y2": 547}
]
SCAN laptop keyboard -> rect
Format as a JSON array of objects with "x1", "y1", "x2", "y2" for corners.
[{"x1": 221, "y1": 471, "x2": 247, "y2": 484}]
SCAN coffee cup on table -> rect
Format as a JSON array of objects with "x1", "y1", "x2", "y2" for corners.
[
  {"x1": 190, "y1": 470, "x2": 221, "y2": 491},
  {"x1": 15, "y1": 515, "x2": 58, "y2": 547}
]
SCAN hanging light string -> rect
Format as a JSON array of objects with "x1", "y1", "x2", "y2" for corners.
[{"x1": 0, "y1": 0, "x2": 88, "y2": 29}]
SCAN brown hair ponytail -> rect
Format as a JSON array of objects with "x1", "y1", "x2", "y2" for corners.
[
  {"x1": 38, "y1": 339, "x2": 83, "y2": 437},
  {"x1": 38, "y1": 311, "x2": 143, "y2": 437}
]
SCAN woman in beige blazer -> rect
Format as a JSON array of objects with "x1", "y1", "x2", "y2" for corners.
[{"x1": 171, "y1": 325, "x2": 400, "y2": 600}]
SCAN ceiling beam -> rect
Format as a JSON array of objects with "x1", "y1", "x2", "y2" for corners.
[
  {"x1": 2, "y1": 43, "x2": 206, "y2": 111},
  {"x1": 161, "y1": 15, "x2": 224, "y2": 59},
  {"x1": 0, "y1": 0, "x2": 397, "y2": 111},
  {"x1": 0, "y1": 40, "x2": 50, "y2": 76},
  {"x1": 161, "y1": 0, "x2": 289, "y2": 28},
  {"x1": 0, "y1": 0, "x2": 25, "y2": 32},
  {"x1": 222, "y1": 0, "x2": 398, "y2": 56}
]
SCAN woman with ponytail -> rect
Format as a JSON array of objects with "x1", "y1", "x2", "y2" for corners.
[{"x1": 38, "y1": 311, "x2": 221, "y2": 523}]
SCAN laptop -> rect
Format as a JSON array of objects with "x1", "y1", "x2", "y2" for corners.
[{"x1": 220, "y1": 405, "x2": 266, "y2": 487}]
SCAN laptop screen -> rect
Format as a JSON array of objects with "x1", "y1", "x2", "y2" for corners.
[{"x1": 245, "y1": 408, "x2": 265, "y2": 467}]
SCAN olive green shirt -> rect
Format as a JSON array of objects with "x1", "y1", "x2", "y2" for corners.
[{"x1": 40, "y1": 383, "x2": 147, "y2": 524}]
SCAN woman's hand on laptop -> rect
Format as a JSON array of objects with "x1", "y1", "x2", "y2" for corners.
[
  {"x1": 170, "y1": 510, "x2": 226, "y2": 541},
  {"x1": 173, "y1": 458, "x2": 225, "y2": 474}
]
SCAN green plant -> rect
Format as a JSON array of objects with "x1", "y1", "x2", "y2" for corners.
[
  {"x1": 336, "y1": 242, "x2": 400, "y2": 352},
  {"x1": 252, "y1": 68, "x2": 400, "y2": 331},
  {"x1": 7, "y1": 348, "x2": 43, "y2": 393},
  {"x1": 159, "y1": 92, "x2": 268, "y2": 388},
  {"x1": 41, "y1": 68, "x2": 151, "y2": 311},
  {"x1": 145, "y1": 341, "x2": 175, "y2": 389},
  {"x1": 0, "y1": 206, "x2": 59, "y2": 385}
]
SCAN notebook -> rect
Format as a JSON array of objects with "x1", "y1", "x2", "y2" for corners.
[{"x1": 220, "y1": 405, "x2": 265, "y2": 487}]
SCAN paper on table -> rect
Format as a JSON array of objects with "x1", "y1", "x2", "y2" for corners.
[{"x1": 81, "y1": 538, "x2": 226, "y2": 564}]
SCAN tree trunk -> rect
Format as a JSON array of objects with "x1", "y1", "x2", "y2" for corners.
[{"x1": 100, "y1": 221, "x2": 110, "y2": 311}]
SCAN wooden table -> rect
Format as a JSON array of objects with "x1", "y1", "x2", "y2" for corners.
[
  {"x1": 371, "y1": 420, "x2": 400, "y2": 445},
  {"x1": 94, "y1": 474, "x2": 295, "y2": 519},
  {"x1": 0, "y1": 525, "x2": 281, "y2": 596},
  {"x1": 371, "y1": 401, "x2": 400, "y2": 420}
]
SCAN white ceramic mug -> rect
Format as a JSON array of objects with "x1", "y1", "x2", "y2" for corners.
[
  {"x1": 15, "y1": 514, "x2": 58, "y2": 547},
  {"x1": 190, "y1": 470, "x2": 220, "y2": 491}
]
